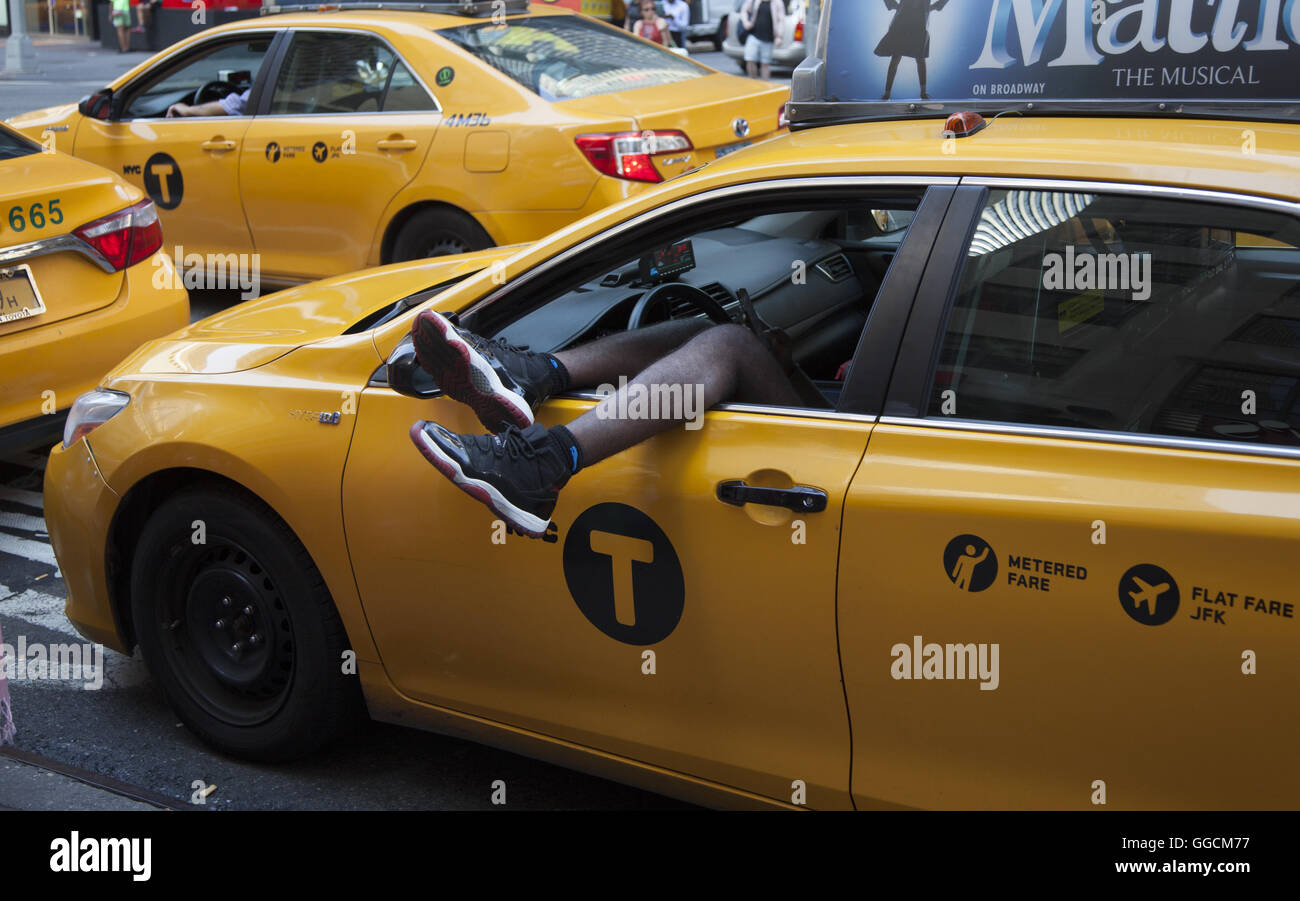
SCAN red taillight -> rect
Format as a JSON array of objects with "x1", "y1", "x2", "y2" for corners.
[
  {"x1": 794, "y1": 21, "x2": 804, "y2": 43},
  {"x1": 575, "y1": 130, "x2": 693, "y2": 184},
  {"x1": 778, "y1": 103, "x2": 789, "y2": 129},
  {"x1": 73, "y1": 199, "x2": 163, "y2": 271}
]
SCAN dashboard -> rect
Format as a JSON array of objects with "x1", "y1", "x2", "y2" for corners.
[{"x1": 498, "y1": 222, "x2": 875, "y2": 379}]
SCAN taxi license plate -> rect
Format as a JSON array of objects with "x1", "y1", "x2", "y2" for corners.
[
  {"x1": 715, "y1": 141, "x2": 752, "y2": 159},
  {"x1": 0, "y1": 265, "x2": 46, "y2": 325}
]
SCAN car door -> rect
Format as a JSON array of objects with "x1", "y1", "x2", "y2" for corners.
[
  {"x1": 73, "y1": 31, "x2": 278, "y2": 258},
  {"x1": 239, "y1": 29, "x2": 441, "y2": 281},
  {"x1": 340, "y1": 178, "x2": 954, "y2": 807},
  {"x1": 839, "y1": 181, "x2": 1300, "y2": 809}
]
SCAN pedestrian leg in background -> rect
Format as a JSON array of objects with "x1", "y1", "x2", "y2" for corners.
[
  {"x1": 744, "y1": 34, "x2": 759, "y2": 78},
  {"x1": 111, "y1": 0, "x2": 131, "y2": 52}
]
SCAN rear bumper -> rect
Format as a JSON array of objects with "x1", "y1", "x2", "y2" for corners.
[
  {"x1": 44, "y1": 435, "x2": 126, "y2": 652},
  {"x1": 687, "y1": 21, "x2": 722, "y2": 38},
  {"x1": 0, "y1": 252, "x2": 189, "y2": 438}
]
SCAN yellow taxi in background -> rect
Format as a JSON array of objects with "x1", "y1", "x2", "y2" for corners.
[
  {"x1": 0, "y1": 122, "x2": 187, "y2": 452},
  {"x1": 8, "y1": 0, "x2": 787, "y2": 285},
  {"x1": 41, "y1": 0, "x2": 1300, "y2": 809}
]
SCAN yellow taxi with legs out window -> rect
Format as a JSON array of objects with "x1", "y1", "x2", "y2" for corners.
[
  {"x1": 0, "y1": 122, "x2": 187, "y2": 452},
  {"x1": 7, "y1": 0, "x2": 786, "y2": 285},
  {"x1": 42, "y1": 0, "x2": 1300, "y2": 809}
]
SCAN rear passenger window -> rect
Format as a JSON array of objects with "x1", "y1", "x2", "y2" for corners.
[
  {"x1": 929, "y1": 189, "x2": 1300, "y2": 447},
  {"x1": 270, "y1": 33, "x2": 431, "y2": 115}
]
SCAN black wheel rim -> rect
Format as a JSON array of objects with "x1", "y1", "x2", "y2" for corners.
[
  {"x1": 156, "y1": 540, "x2": 296, "y2": 726},
  {"x1": 419, "y1": 232, "x2": 471, "y2": 258}
]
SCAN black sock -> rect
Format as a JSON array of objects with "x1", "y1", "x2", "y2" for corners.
[
  {"x1": 544, "y1": 355, "x2": 571, "y2": 395},
  {"x1": 547, "y1": 425, "x2": 583, "y2": 477}
]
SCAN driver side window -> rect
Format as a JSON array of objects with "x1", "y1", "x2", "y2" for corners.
[
  {"x1": 123, "y1": 37, "x2": 273, "y2": 119},
  {"x1": 486, "y1": 189, "x2": 925, "y2": 409}
]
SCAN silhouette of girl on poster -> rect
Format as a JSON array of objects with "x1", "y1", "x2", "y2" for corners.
[{"x1": 875, "y1": 0, "x2": 951, "y2": 100}]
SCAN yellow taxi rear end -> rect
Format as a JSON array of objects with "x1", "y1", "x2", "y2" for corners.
[
  {"x1": 5, "y1": 5, "x2": 787, "y2": 283},
  {"x1": 0, "y1": 124, "x2": 188, "y2": 449}
]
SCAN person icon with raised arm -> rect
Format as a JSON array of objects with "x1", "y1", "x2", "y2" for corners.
[
  {"x1": 950, "y1": 542, "x2": 990, "y2": 591},
  {"x1": 875, "y1": 0, "x2": 951, "y2": 101}
]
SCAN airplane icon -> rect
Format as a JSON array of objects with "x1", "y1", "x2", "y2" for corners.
[{"x1": 1128, "y1": 577, "x2": 1170, "y2": 614}]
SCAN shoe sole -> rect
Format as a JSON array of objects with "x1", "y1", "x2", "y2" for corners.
[
  {"x1": 411, "y1": 311, "x2": 533, "y2": 433},
  {"x1": 410, "y1": 421, "x2": 550, "y2": 539}
]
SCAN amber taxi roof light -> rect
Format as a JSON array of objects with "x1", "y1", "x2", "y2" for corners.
[
  {"x1": 790, "y1": 0, "x2": 1300, "y2": 130},
  {"x1": 941, "y1": 111, "x2": 987, "y2": 139}
]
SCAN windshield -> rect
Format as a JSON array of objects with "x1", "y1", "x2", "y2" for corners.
[{"x1": 438, "y1": 15, "x2": 707, "y2": 102}]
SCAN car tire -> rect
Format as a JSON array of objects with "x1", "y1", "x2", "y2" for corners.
[
  {"x1": 130, "y1": 486, "x2": 364, "y2": 762},
  {"x1": 391, "y1": 207, "x2": 494, "y2": 262}
]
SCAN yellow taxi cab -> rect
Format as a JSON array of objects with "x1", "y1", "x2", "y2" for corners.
[
  {"x1": 42, "y1": 0, "x2": 1300, "y2": 808},
  {"x1": 0, "y1": 121, "x2": 187, "y2": 452},
  {"x1": 8, "y1": 0, "x2": 786, "y2": 285}
]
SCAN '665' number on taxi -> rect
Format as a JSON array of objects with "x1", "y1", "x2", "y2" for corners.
[{"x1": 7, "y1": 199, "x2": 63, "y2": 234}]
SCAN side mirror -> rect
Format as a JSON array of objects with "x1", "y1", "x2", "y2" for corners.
[
  {"x1": 384, "y1": 335, "x2": 441, "y2": 399},
  {"x1": 78, "y1": 90, "x2": 114, "y2": 120}
]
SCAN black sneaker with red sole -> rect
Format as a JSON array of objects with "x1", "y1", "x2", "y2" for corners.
[
  {"x1": 409, "y1": 420, "x2": 570, "y2": 539},
  {"x1": 411, "y1": 310, "x2": 556, "y2": 433}
]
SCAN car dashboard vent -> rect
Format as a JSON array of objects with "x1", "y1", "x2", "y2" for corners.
[
  {"x1": 669, "y1": 282, "x2": 739, "y2": 318},
  {"x1": 701, "y1": 282, "x2": 739, "y2": 311},
  {"x1": 815, "y1": 254, "x2": 853, "y2": 283}
]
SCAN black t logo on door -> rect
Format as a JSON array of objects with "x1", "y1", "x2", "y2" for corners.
[
  {"x1": 142, "y1": 152, "x2": 183, "y2": 210},
  {"x1": 562, "y1": 503, "x2": 684, "y2": 645}
]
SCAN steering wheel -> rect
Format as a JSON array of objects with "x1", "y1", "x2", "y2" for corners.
[
  {"x1": 194, "y1": 79, "x2": 238, "y2": 105},
  {"x1": 627, "y1": 282, "x2": 733, "y2": 330}
]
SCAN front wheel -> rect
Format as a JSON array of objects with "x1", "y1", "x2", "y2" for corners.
[
  {"x1": 130, "y1": 486, "x2": 363, "y2": 761},
  {"x1": 390, "y1": 207, "x2": 494, "y2": 263}
]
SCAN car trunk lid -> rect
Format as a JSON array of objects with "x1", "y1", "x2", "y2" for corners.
[
  {"x1": 0, "y1": 149, "x2": 135, "y2": 338},
  {"x1": 556, "y1": 74, "x2": 787, "y2": 176}
]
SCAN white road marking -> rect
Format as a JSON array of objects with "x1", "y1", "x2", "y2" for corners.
[
  {"x1": 0, "y1": 533, "x2": 58, "y2": 568},
  {"x1": 0, "y1": 587, "x2": 147, "y2": 690},
  {"x1": 0, "y1": 582, "x2": 148, "y2": 686},
  {"x1": 0, "y1": 585, "x2": 76, "y2": 639},
  {"x1": 0, "y1": 511, "x2": 47, "y2": 533}
]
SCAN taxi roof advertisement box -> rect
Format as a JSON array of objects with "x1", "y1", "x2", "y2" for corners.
[{"x1": 793, "y1": 0, "x2": 1300, "y2": 123}]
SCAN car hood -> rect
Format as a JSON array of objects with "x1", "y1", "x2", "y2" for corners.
[
  {"x1": 7, "y1": 103, "x2": 77, "y2": 129},
  {"x1": 124, "y1": 247, "x2": 521, "y2": 376},
  {"x1": 6, "y1": 103, "x2": 78, "y2": 149}
]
